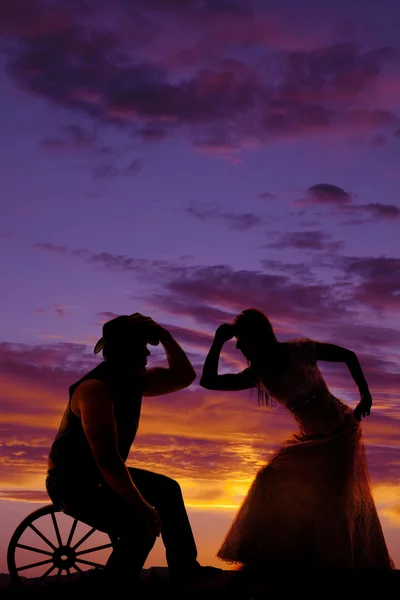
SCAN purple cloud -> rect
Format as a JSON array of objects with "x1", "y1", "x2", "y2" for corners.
[
  {"x1": 32, "y1": 241, "x2": 400, "y2": 329},
  {"x1": 223, "y1": 213, "x2": 260, "y2": 231},
  {"x1": 187, "y1": 201, "x2": 262, "y2": 231},
  {"x1": 362, "y1": 203, "x2": 400, "y2": 220},
  {"x1": 260, "y1": 260, "x2": 313, "y2": 278},
  {"x1": 35, "y1": 305, "x2": 69, "y2": 318},
  {"x1": 341, "y1": 256, "x2": 400, "y2": 311},
  {"x1": 138, "y1": 127, "x2": 169, "y2": 142},
  {"x1": 123, "y1": 159, "x2": 142, "y2": 176},
  {"x1": 32, "y1": 242, "x2": 172, "y2": 272},
  {"x1": 266, "y1": 231, "x2": 343, "y2": 252},
  {"x1": 160, "y1": 265, "x2": 351, "y2": 328},
  {"x1": 259, "y1": 192, "x2": 276, "y2": 200},
  {"x1": 2, "y1": 2, "x2": 399, "y2": 156},
  {"x1": 187, "y1": 201, "x2": 221, "y2": 221},
  {"x1": 92, "y1": 163, "x2": 119, "y2": 180},
  {"x1": 29, "y1": 240, "x2": 400, "y2": 369},
  {"x1": 298, "y1": 184, "x2": 399, "y2": 224},
  {"x1": 306, "y1": 184, "x2": 353, "y2": 205},
  {"x1": 40, "y1": 123, "x2": 97, "y2": 152},
  {"x1": 371, "y1": 133, "x2": 387, "y2": 147}
]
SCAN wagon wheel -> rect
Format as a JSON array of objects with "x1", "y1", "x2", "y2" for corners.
[{"x1": 7, "y1": 503, "x2": 116, "y2": 587}]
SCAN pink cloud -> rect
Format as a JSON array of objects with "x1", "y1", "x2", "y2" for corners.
[
  {"x1": 1, "y1": 359, "x2": 399, "y2": 497},
  {"x1": 278, "y1": 45, "x2": 398, "y2": 105},
  {"x1": 40, "y1": 123, "x2": 97, "y2": 152},
  {"x1": 0, "y1": 490, "x2": 49, "y2": 502},
  {"x1": 364, "y1": 72, "x2": 400, "y2": 110},
  {"x1": 0, "y1": 307, "x2": 399, "y2": 498},
  {"x1": 345, "y1": 108, "x2": 398, "y2": 129},
  {"x1": 0, "y1": 0, "x2": 72, "y2": 39},
  {"x1": 341, "y1": 256, "x2": 400, "y2": 312}
]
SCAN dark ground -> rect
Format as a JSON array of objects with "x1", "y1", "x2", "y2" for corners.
[{"x1": 1, "y1": 568, "x2": 399, "y2": 600}]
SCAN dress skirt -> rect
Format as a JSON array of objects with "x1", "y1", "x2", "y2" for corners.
[{"x1": 217, "y1": 414, "x2": 394, "y2": 570}]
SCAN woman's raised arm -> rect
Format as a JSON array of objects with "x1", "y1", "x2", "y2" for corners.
[{"x1": 200, "y1": 324, "x2": 255, "y2": 391}]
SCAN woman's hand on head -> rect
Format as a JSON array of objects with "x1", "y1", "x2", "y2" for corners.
[{"x1": 214, "y1": 323, "x2": 235, "y2": 344}]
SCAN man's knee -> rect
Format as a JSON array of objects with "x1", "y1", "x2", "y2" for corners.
[
  {"x1": 116, "y1": 522, "x2": 157, "y2": 548},
  {"x1": 127, "y1": 468, "x2": 184, "y2": 500}
]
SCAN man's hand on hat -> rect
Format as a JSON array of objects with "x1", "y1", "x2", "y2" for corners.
[{"x1": 128, "y1": 313, "x2": 171, "y2": 345}]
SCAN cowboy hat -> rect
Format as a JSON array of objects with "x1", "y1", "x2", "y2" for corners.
[{"x1": 94, "y1": 313, "x2": 160, "y2": 355}]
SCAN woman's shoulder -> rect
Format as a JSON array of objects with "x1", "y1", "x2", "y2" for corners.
[
  {"x1": 284, "y1": 337, "x2": 317, "y2": 361},
  {"x1": 285, "y1": 336, "x2": 315, "y2": 347}
]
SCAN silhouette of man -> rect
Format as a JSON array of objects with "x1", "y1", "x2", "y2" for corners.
[{"x1": 46, "y1": 313, "x2": 220, "y2": 590}]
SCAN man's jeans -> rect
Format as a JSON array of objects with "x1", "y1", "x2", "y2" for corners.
[{"x1": 46, "y1": 466, "x2": 199, "y2": 584}]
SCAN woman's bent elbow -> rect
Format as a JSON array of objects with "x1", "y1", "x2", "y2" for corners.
[
  {"x1": 346, "y1": 349, "x2": 358, "y2": 363},
  {"x1": 199, "y1": 377, "x2": 212, "y2": 389}
]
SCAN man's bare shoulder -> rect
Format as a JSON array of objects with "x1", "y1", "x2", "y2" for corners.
[
  {"x1": 72, "y1": 379, "x2": 114, "y2": 412},
  {"x1": 74, "y1": 378, "x2": 109, "y2": 394}
]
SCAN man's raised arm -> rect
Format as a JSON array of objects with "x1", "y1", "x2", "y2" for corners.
[{"x1": 143, "y1": 322, "x2": 196, "y2": 396}]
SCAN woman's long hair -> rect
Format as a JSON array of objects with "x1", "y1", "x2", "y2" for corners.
[{"x1": 233, "y1": 308, "x2": 280, "y2": 408}]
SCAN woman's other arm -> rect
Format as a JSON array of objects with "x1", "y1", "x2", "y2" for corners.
[{"x1": 313, "y1": 341, "x2": 372, "y2": 420}]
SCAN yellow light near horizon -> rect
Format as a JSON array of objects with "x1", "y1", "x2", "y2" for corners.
[
  {"x1": 1, "y1": 478, "x2": 400, "y2": 531},
  {"x1": 0, "y1": 412, "x2": 60, "y2": 429},
  {"x1": 372, "y1": 483, "x2": 400, "y2": 506},
  {"x1": 186, "y1": 503, "x2": 240, "y2": 509}
]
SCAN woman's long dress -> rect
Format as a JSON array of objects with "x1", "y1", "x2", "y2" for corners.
[{"x1": 217, "y1": 338, "x2": 395, "y2": 570}]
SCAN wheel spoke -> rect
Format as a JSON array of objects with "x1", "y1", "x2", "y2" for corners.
[
  {"x1": 51, "y1": 512, "x2": 63, "y2": 547},
  {"x1": 72, "y1": 527, "x2": 96, "y2": 550},
  {"x1": 37, "y1": 564, "x2": 56, "y2": 583},
  {"x1": 16, "y1": 543, "x2": 53, "y2": 556},
  {"x1": 17, "y1": 558, "x2": 54, "y2": 572},
  {"x1": 28, "y1": 523, "x2": 57, "y2": 550},
  {"x1": 75, "y1": 558, "x2": 105, "y2": 568},
  {"x1": 66, "y1": 519, "x2": 78, "y2": 547},
  {"x1": 9, "y1": 506, "x2": 114, "y2": 587},
  {"x1": 72, "y1": 563, "x2": 84, "y2": 574},
  {"x1": 76, "y1": 542, "x2": 113, "y2": 556}
]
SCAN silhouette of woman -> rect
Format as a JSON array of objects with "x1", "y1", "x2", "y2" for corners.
[{"x1": 200, "y1": 308, "x2": 395, "y2": 571}]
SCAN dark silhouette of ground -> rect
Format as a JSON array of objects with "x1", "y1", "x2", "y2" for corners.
[{"x1": 1, "y1": 567, "x2": 399, "y2": 600}]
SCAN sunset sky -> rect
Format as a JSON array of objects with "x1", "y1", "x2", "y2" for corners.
[{"x1": 1, "y1": 0, "x2": 400, "y2": 576}]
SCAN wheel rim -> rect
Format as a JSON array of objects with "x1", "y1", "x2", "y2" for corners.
[{"x1": 7, "y1": 504, "x2": 115, "y2": 586}]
